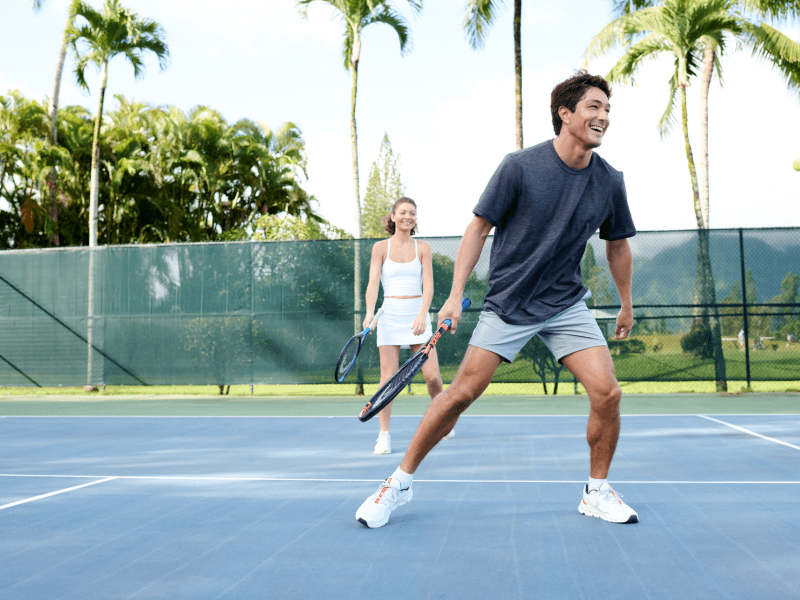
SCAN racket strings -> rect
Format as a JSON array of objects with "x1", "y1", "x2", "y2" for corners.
[
  {"x1": 335, "y1": 336, "x2": 362, "y2": 382},
  {"x1": 372, "y1": 355, "x2": 424, "y2": 406}
]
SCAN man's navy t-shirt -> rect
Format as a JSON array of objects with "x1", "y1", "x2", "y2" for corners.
[{"x1": 473, "y1": 139, "x2": 636, "y2": 325}]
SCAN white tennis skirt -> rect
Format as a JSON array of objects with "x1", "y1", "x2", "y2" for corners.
[{"x1": 376, "y1": 297, "x2": 434, "y2": 347}]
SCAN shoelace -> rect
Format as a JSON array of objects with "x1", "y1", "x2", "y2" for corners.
[
  {"x1": 374, "y1": 480, "x2": 400, "y2": 504},
  {"x1": 597, "y1": 487, "x2": 624, "y2": 504}
]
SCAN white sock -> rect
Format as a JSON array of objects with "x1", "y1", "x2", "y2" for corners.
[
  {"x1": 391, "y1": 467, "x2": 413, "y2": 489},
  {"x1": 588, "y1": 477, "x2": 606, "y2": 492}
]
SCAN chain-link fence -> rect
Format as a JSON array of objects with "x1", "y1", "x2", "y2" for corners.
[{"x1": 0, "y1": 228, "x2": 798, "y2": 390}]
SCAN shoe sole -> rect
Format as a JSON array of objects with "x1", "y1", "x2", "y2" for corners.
[
  {"x1": 356, "y1": 490, "x2": 412, "y2": 528},
  {"x1": 578, "y1": 502, "x2": 638, "y2": 524},
  {"x1": 373, "y1": 449, "x2": 392, "y2": 454}
]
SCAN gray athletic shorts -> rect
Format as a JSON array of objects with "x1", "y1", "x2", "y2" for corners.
[{"x1": 469, "y1": 300, "x2": 608, "y2": 363}]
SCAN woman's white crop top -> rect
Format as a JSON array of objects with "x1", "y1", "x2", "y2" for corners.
[{"x1": 381, "y1": 238, "x2": 422, "y2": 296}]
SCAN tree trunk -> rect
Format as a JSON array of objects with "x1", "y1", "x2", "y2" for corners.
[
  {"x1": 513, "y1": 0, "x2": 523, "y2": 150},
  {"x1": 89, "y1": 62, "x2": 108, "y2": 247},
  {"x1": 681, "y1": 72, "x2": 726, "y2": 391},
  {"x1": 698, "y1": 42, "x2": 714, "y2": 229},
  {"x1": 696, "y1": 230, "x2": 727, "y2": 391},
  {"x1": 49, "y1": 6, "x2": 76, "y2": 145},
  {"x1": 46, "y1": 8, "x2": 77, "y2": 247},
  {"x1": 350, "y1": 36, "x2": 364, "y2": 396},
  {"x1": 87, "y1": 60, "x2": 108, "y2": 389}
]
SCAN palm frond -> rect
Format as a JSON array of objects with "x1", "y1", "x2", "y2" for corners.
[
  {"x1": 657, "y1": 68, "x2": 680, "y2": 138},
  {"x1": 606, "y1": 33, "x2": 671, "y2": 85},
  {"x1": 584, "y1": 14, "x2": 629, "y2": 65},
  {"x1": 739, "y1": 0, "x2": 800, "y2": 23},
  {"x1": 584, "y1": 7, "x2": 662, "y2": 66},
  {"x1": 610, "y1": 0, "x2": 659, "y2": 17},
  {"x1": 463, "y1": 0, "x2": 503, "y2": 50},
  {"x1": 742, "y1": 21, "x2": 800, "y2": 92},
  {"x1": 364, "y1": 4, "x2": 410, "y2": 53}
]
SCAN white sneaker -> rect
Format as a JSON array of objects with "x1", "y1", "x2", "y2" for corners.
[
  {"x1": 442, "y1": 428, "x2": 455, "y2": 440},
  {"x1": 374, "y1": 431, "x2": 392, "y2": 454},
  {"x1": 579, "y1": 483, "x2": 638, "y2": 524},
  {"x1": 356, "y1": 477, "x2": 412, "y2": 528}
]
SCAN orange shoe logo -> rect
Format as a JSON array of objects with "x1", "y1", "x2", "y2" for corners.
[{"x1": 374, "y1": 478, "x2": 392, "y2": 504}]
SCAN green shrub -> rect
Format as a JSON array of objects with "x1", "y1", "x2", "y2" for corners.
[
  {"x1": 680, "y1": 321, "x2": 714, "y2": 359},
  {"x1": 608, "y1": 338, "x2": 646, "y2": 355}
]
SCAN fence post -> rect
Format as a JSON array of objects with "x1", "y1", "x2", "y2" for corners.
[{"x1": 738, "y1": 229, "x2": 751, "y2": 388}]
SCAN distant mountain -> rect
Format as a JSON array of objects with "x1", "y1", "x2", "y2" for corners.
[{"x1": 594, "y1": 231, "x2": 800, "y2": 306}]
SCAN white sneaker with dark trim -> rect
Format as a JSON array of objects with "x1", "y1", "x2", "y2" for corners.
[
  {"x1": 356, "y1": 477, "x2": 412, "y2": 528},
  {"x1": 579, "y1": 483, "x2": 638, "y2": 524},
  {"x1": 373, "y1": 431, "x2": 391, "y2": 454}
]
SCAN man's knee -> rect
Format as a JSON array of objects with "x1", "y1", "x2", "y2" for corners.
[
  {"x1": 590, "y1": 381, "x2": 622, "y2": 415},
  {"x1": 437, "y1": 383, "x2": 479, "y2": 415}
]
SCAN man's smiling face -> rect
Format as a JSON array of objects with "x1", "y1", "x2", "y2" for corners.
[{"x1": 560, "y1": 87, "x2": 611, "y2": 150}]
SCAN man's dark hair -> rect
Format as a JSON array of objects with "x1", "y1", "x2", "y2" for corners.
[{"x1": 550, "y1": 70, "x2": 612, "y2": 135}]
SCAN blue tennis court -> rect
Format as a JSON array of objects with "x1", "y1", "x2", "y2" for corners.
[{"x1": 1, "y1": 397, "x2": 799, "y2": 599}]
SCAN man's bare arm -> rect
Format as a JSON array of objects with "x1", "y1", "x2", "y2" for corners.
[
  {"x1": 606, "y1": 238, "x2": 633, "y2": 340},
  {"x1": 439, "y1": 215, "x2": 494, "y2": 333}
]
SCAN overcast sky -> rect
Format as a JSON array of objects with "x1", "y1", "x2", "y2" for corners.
[{"x1": 2, "y1": 0, "x2": 799, "y2": 238}]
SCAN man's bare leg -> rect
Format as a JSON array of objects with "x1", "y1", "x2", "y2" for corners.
[
  {"x1": 399, "y1": 345, "x2": 503, "y2": 474},
  {"x1": 560, "y1": 345, "x2": 621, "y2": 478}
]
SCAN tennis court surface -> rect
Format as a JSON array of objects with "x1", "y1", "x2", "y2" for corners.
[{"x1": 2, "y1": 392, "x2": 799, "y2": 599}]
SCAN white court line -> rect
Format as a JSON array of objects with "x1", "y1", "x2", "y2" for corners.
[
  {"x1": 1, "y1": 474, "x2": 798, "y2": 484},
  {"x1": 697, "y1": 415, "x2": 800, "y2": 451},
  {"x1": 0, "y1": 477, "x2": 116, "y2": 511},
  {"x1": 1, "y1": 414, "x2": 798, "y2": 418}
]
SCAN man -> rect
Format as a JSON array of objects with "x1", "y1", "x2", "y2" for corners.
[{"x1": 356, "y1": 70, "x2": 638, "y2": 528}]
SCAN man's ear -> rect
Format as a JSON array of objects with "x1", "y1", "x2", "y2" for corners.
[{"x1": 558, "y1": 105, "x2": 572, "y2": 126}]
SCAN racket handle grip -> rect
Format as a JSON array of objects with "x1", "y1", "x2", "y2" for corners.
[
  {"x1": 368, "y1": 306, "x2": 384, "y2": 331},
  {"x1": 442, "y1": 298, "x2": 471, "y2": 329}
]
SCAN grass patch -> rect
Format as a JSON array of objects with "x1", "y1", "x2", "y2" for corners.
[{"x1": 1, "y1": 379, "x2": 798, "y2": 398}]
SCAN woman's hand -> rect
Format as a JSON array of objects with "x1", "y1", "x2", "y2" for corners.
[
  {"x1": 363, "y1": 313, "x2": 374, "y2": 331},
  {"x1": 411, "y1": 313, "x2": 429, "y2": 336}
]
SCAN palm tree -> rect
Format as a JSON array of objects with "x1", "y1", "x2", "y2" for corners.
[
  {"x1": 69, "y1": 0, "x2": 168, "y2": 248},
  {"x1": 32, "y1": 0, "x2": 80, "y2": 146},
  {"x1": 585, "y1": 0, "x2": 739, "y2": 390},
  {"x1": 608, "y1": 0, "x2": 800, "y2": 228},
  {"x1": 463, "y1": 0, "x2": 524, "y2": 149},
  {"x1": 295, "y1": 0, "x2": 421, "y2": 393},
  {"x1": 32, "y1": 0, "x2": 81, "y2": 246},
  {"x1": 68, "y1": 0, "x2": 168, "y2": 389}
]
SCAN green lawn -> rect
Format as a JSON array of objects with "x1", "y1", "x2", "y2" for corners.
[
  {"x1": 1, "y1": 379, "x2": 798, "y2": 398},
  {"x1": 3, "y1": 334, "x2": 797, "y2": 397}
]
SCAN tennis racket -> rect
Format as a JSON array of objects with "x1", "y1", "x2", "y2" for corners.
[
  {"x1": 334, "y1": 307, "x2": 384, "y2": 383},
  {"x1": 358, "y1": 298, "x2": 470, "y2": 422}
]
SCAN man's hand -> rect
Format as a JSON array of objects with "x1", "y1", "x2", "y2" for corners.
[
  {"x1": 615, "y1": 306, "x2": 634, "y2": 340},
  {"x1": 438, "y1": 297, "x2": 465, "y2": 334}
]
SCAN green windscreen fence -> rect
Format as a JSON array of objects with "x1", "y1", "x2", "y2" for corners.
[{"x1": 1, "y1": 228, "x2": 798, "y2": 389}]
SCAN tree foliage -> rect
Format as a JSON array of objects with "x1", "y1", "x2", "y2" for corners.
[
  {"x1": 581, "y1": 242, "x2": 614, "y2": 306},
  {"x1": 0, "y1": 93, "x2": 327, "y2": 248},
  {"x1": 518, "y1": 335, "x2": 565, "y2": 394},
  {"x1": 362, "y1": 133, "x2": 405, "y2": 239}
]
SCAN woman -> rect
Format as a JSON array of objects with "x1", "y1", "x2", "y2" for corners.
[{"x1": 363, "y1": 197, "x2": 453, "y2": 454}]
